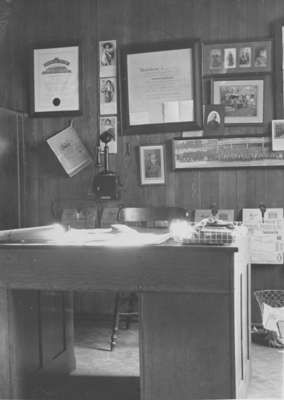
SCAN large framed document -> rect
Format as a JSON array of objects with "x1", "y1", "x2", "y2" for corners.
[
  {"x1": 30, "y1": 44, "x2": 81, "y2": 117},
  {"x1": 121, "y1": 40, "x2": 203, "y2": 135}
]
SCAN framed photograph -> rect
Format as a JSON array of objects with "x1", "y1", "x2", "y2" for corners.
[
  {"x1": 274, "y1": 19, "x2": 284, "y2": 118},
  {"x1": 139, "y1": 145, "x2": 165, "y2": 185},
  {"x1": 99, "y1": 116, "x2": 117, "y2": 154},
  {"x1": 211, "y1": 77, "x2": 264, "y2": 125},
  {"x1": 224, "y1": 48, "x2": 237, "y2": 69},
  {"x1": 272, "y1": 119, "x2": 284, "y2": 151},
  {"x1": 121, "y1": 39, "x2": 203, "y2": 135},
  {"x1": 30, "y1": 44, "x2": 81, "y2": 117},
  {"x1": 203, "y1": 39, "x2": 272, "y2": 75},
  {"x1": 172, "y1": 137, "x2": 284, "y2": 170},
  {"x1": 100, "y1": 77, "x2": 117, "y2": 115},
  {"x1": 203, "y1": 104, "x2": 225, "y2": 137},
  {"x1": 99, "y1": 40, "x2": 117, "y2": 78}
]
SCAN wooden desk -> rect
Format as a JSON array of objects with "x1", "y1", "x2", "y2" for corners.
[{"x1": 0, "y1": 236, "x2": 250, "y2": 399}]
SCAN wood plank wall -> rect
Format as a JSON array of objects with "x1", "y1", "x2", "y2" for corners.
[
  {"x1": 3, "y1": 0, "x2": 284, "y2": 319},
  {"x1": 12, "y1": 0, "x2": 284, "y2": 225}
]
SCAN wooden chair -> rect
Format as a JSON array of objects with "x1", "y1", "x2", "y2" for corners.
[{"x1": 110, "y1": 206, "x2": 188, "y2": 350}]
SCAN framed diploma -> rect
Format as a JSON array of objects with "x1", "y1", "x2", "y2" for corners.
[
  {"x1": 121, "y1": 39, "x2": 202, "y2": 135},
  {"x1": 30, "y1": 44, "x2": 81, "y2": 117}
]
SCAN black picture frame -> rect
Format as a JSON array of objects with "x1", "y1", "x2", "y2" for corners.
[
  {"x1": 121, "y1": 39, "x2": 203, "y2": 135},
  {"x1": 30, "y1": 43, "x2": 82, "y2": 117},
  {"x1": 203, "y1": 38, "x2": 272, "y2": 76},
  {"x1": 203, "y1": 104, "x2": 225, "y2": 137}
]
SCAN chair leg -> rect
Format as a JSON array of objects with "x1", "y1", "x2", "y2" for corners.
[
  {"x1": 110, "y1": 292, "x2": 121, "y2": 351},
  {"x1": 125, "y1": 292, "x2": 136, "y2": 329}
]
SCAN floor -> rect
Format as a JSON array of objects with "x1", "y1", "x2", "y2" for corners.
[
  {"x1": 247, "y1": 343, "x2": 284, "y2": 399},
  {"x1": 30, "y1": 319, "x2": 284, "y2": 400}
]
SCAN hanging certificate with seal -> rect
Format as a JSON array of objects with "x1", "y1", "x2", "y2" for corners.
[{"x1": 31, "y1": 44, "x2": 81, "y2": 117}]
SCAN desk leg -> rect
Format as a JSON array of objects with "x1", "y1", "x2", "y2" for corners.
[{"x1": 140, "y1": 292, "x2": 233, "y2": 400}]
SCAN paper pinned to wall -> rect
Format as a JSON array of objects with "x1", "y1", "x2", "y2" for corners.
[
  {"x1": 47, "y1": 124, "x2": 93, "y2": 177},
  {"x1": 242, "y1": 208, "x2": 284, "y2": 264}
]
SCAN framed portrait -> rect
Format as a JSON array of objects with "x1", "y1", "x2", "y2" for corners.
[
  {"x1": 172, "y1": 137, "x2": 284, "y2": 170},
  {"x1": 203, "y1": 104, "x2": 225, "y2": 137},
  {"x1": 275, "y1": 19, "x2": 284, "y2": 118},
  {"x1": 30, "y1": 44, "x2": 81, "y2": 117},
  {"x1": 99, "y1": 40, "x2": 117, "y2": 77},
  {"x1": 121, "y1": 39, "x2": 203, "y2": 135},
  {"x1": 211, "y1": 77, "x2": 264, "y2": 125},
  {"x1": 99, "y1": 116, "x2": 117, "y2": 154},
  {"x1": 224, "y1": 48, "x2": 237, "y2": 69},
  {"x1": 203, "y1": 39, "x2": 272, "y2": 75},
  {"x1": 100, "y1": 77, "x2": 117, "y2": 115},
  {"x1": 139, "y1": 145, "x2": 165, "y2": 185},
  {"x1": 272, "y1": 119, "x2": 284, "y2": 151}
]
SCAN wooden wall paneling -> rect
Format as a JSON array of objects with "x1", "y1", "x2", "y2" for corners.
[
  {"x1": 0, "y1": 108, "x2": 20, "y2": 229},
  {"x1": 253, "y1": 168, "x2": 269, "y2": 207},
  {"x1": 235, "y1": 170, "x2": 249, "y2": 218},
  {"x1": 218, "y1": 169, "x2": 238, "y2": 213},
  {"x1": 264, "y1": 168, "x2": 284, "y2": 207},
  {"x1": 173, "y1": 170, "x2": 201, "y2": 211},
  {"x1": 198, "y1": 169, "x2": 220, "y2": 209}
]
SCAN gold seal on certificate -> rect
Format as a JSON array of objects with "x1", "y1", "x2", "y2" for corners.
[
  {"x1": 31, "y1": 45, "x2": 81, "y2": 116},
  {"x1": 53, "y1": 97, "x2": 61, "y2": 107}
]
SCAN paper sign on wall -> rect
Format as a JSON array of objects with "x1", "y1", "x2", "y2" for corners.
[{"x1": 47, "y1": 125, "x2": 93, "y2": 177}]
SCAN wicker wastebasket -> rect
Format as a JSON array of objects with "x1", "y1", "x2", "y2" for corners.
[{"x1": 254, "y1": 290, "x2": 284, "y2": 347}]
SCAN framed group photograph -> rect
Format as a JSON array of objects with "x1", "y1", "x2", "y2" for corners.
[
  {"x1": 211, "y1": 77, "x2": 264, "y2": 125},
  {"x1": 30, "y1": 44, "x2": 81, "y2": 117},
  {"x1": 121, "y1": 39, "x2": 203, "y2": 135},
  {"x1": 203, "y1": 39, "x2": 272, "y2": 75},
  {"x1": 203, "y1": 104, "x2": 225, "y2": 137},
  {"x1": 139, "y1": 145, "x2": 165, "y2": 185},
  {"x1": 172, "y1": 137, "x2": 284, "y2": 170}
]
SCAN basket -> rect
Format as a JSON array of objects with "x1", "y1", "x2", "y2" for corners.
[
  {"x1": 254, "y1": 290, "x2": 284, "y2": 346},
  {"x1": 182, "y1": 227, "x2": 236, "y2": 245}
]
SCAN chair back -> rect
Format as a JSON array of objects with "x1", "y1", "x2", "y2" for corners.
[{"x1": 117, "y1": 206, "x2": 188, "y2": 227}]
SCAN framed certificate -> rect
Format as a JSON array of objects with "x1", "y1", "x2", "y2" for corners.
[
  {"x1": 30, "y1": 44, "x2": 81, "y2": 117},
  {"x1": 121, "y1": 40, "x2": 203, "y2": 135}
]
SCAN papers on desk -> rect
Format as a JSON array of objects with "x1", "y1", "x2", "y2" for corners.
[
  {"x1": 0, "y1": 224, "x2": 171, "y2": 246},
  {"x1": 55, "y1": 224, "x2": 171, "y2": 246},
  {"x1": 242, "y1": 208, "x2": 284, "y2": 264}
]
